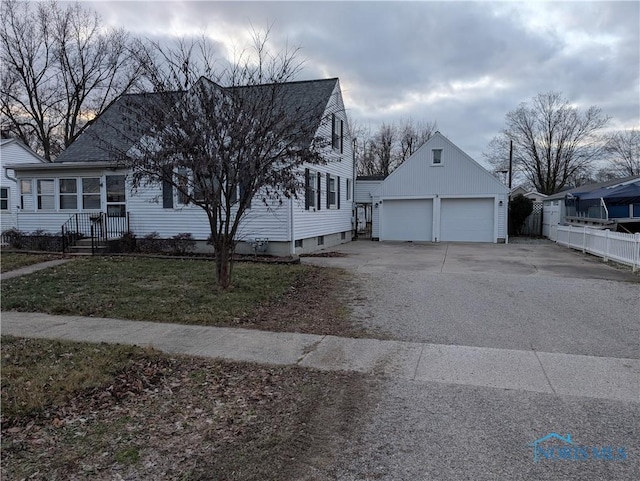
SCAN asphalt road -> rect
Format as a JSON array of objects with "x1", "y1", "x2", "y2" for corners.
[{"x1": 303, "y1": 240, "x2": 640, "y2": 480}]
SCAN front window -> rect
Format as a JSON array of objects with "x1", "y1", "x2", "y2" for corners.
[
  {"x1": 0, "y1": 187, "x2": 8, "y2": 210},
  {"x1": 59, "y1": 179, "x2": 78, "y2": 210},
  {"x1": 82, "y1": 178, "x2": 101, "y2": 210},
  {"x1": 20, "y1": 179, "x2": 32, "y2": 210},
  {"x1": 37, "y1": 179, "x2": 55, "y2": 210},
  {"x1": 176, "y1": 168, "x2": 189, "y2": 204},
  {"x1": 328, "y1": 175, "x2": 337, "y2": 207}
]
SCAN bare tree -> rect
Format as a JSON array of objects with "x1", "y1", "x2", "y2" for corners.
[
  {"x1": 484, "y1": 91, "x2": 609, "y2": 195},
  {"x1": 355, "y1": 118, "x2": 436, "y2": 176},
  {"x1": 370, "y1": 123, "x2": 396, "y2": 177},
  {"x1": 604, "y1": 128, "x2": 640, "y2": 177},
  {"x1": 398, "y1": 118, "x2": 437, "y2": 164},
  {"x1": 0, "y1": 0, "x2": 140, "y2": 160},
  {"x1": 100, "y1": 32, "x2": 332, "y2": 288}
]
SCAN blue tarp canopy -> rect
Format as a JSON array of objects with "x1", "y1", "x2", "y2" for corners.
[{"x1": 578, "y1": 183, "x2": 640, "y2": 204}]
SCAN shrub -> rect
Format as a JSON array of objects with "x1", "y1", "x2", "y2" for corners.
[
  {"x1": 138, "y1": 232, "x2": 164, "y2": 254},
  {"x1": 118, "y1": 231, "x2": 138, "y2": 253},
  {"x1": 509, "y1": 194, "x2": 534, "y2": 236},
  {"x1": 2, "y1": 228, "x2": 25, "y2": 249},
  {"x1": 169, "y1": 233, "x2": 196, "y2": 255}
]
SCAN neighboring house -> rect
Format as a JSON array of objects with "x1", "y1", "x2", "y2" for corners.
[
  {"x1": 370, "y1": 132, "x2": 509, "y2": 243},
  {"x1": 7, "y1": 78, "x2": 355, "y2": 255},
  {"x1": 511, "y1": 185, "x2": 547, "y2": 202},
  {"x1": 0, "y1": 138, "x2": 47, "y2": 233},
  {"x1": 542, "y1": 175, "x2": 640, "y2": 240}
]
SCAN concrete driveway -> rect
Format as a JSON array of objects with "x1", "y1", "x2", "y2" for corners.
[
  {"x1": 302, "y1": 240, "x2": 640, "y2": 480},
  {"x1": 304, "y1": 240, "x2": 640, "y2": 358}
]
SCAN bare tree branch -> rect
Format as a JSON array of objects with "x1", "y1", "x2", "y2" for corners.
[
  {"x1": 0, "y1": 0, "x2": 141, "y2": 160},
  {"x1": 484, "y1": 91, "x2": 609, "y2": 194}
]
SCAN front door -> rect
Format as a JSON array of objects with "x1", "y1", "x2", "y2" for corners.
[{"x1": 105, "y1": 175, "x2": 127, "y2": 237}]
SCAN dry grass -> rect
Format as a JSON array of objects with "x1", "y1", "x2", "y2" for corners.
[
  {"x1": 1, "y1": 336, "x2": 376, "y2": 480},
  {"x1": 0, "y1": 252, "x2": 62, "y2": 273}
]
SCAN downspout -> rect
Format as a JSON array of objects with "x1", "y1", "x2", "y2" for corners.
[
  {"x1": 352, "y1": 137, "x2": 357, "y2": 237},
  {"x1": 289, "y1": 197, "x2": 295, "y2": 256}
]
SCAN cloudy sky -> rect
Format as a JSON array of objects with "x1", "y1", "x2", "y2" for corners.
[{"x1": 90, "y1": 0, "x2": 639, "y2": 166}]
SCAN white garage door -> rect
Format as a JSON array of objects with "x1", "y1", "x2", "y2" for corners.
[
  {"x1": 440, "y1": 198, "x2": 494, "y2": 242},
  {"x1": 381, "y1": 199, "x2": 433, "y2": 241}
]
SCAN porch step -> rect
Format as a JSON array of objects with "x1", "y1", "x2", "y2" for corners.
[
  {"x1": 68, "y1": 238, "x2": 108, "y2": 254},
  {"x1": 68, "y1": 244, "x2": 108, "y2": 254}
]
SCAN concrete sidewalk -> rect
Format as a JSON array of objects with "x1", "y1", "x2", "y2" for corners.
[
  {"x1": 1, "y1": 259, "x2": 72, "y2": 281},
  {"x1": 3, "y1": 311, "x2": 639, "y2": 403}
]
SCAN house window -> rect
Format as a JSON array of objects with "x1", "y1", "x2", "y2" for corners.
[
  {"x1": 341, "y1": 231, "x2": 346, "y2": 240},
  {"x1": 59, "y1": 179, "x2": 78, "y2": 210},
  {"x1": 432, "y1": 149, "x2": 442, "y2": 165},
  {"x1": 37, "y1": 179, "x2": 55, "y2": 210},
  {"x1": 317, "y1": 235, "x2": 324, "y2": 246},
  {"x1": 82, "y1": 178, "x2": 101, "y2": 210},
  {"x1": 295, "y1": 239, "x2": 303, "y2": 248},
  {"x1": 0, "y1": 187, "x2": 8, "y2": 210},
  {"x1": 176, "y1": 167, "x2": 189, "y2": 204},
  {"x1": 332, "y1": 114, "x2": 343, "y2": 153},
  {"x1": 193, "y1": 175, "x2": 219, "y2": 203},
  {"x1": 326, "y1": 174, "x2": 340, "y2": 209},
  {"x1": 346, "y1": 178, "x2": 351, "y2": 200},
  {"x1": 20, "y1": 179, "x2": 32, "y2": 210}
]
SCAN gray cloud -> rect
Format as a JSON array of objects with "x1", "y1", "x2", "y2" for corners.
[{"x1": 91, "y1": 1, "x2": 639, "y2": 164}]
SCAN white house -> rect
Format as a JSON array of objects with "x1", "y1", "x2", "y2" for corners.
[
  {"x1": 8, "y1": 78, "x2": 355, "y2": 255},
  {"x1": 1, "y1": 138, "x2": 47, "y2": 232},
  {"x1": 371, "y1": 132, "x2": 509, "y2": 243}
]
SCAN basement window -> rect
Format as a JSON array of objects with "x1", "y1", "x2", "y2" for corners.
[
  {"x1": 317, "y1": 235, "x2": 324, "y2": 246},
  {"x1": 295, "y1": 239, "x2": 303, "y2": 248}
]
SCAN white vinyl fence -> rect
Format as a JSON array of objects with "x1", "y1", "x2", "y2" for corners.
[{"x1": 556, "y1": 225, "x2": 640, "y2": 272}]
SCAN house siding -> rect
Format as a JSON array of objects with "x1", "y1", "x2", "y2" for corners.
[
  {"x1": 292, "y1": 81, "x2": 354, "y2": 247},
  {"x1": 127, "y1": 180, "x2": 291, "y2": 241},
  {"x1": 355, "y1": 180, "x2": 383, "y2": 204},
  {"x1": 1, "y1": 141, "x2": 46, "y2": 232},
  {"x1": 375, "y1": 134, "x2": 508, "y2": 198}
]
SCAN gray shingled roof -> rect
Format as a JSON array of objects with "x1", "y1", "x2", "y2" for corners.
[{"x1": 55, "y1": 78, "x2": 339, "y2": 163}]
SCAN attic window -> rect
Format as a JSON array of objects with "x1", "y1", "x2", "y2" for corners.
[
  {"x1": 332, "y1": 114, "x2": 343, "y2": 153},
  {"x1": 432, "y1": 149, "x2": 442, "y2": 165}
]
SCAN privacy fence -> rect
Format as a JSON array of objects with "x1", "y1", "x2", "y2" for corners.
[{"x1": 556, "y1": 225, "x2": 640, "y2": 272}]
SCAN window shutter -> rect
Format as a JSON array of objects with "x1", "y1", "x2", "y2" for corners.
[
  {"x1": 162, "y1": 169, "x2": 173, "y2": 209},
  {"x1": 326, "y1": 173, "x2": 331, "y2": 209},
  {"x1": 305, "y1": 168, "x2": 310, "y2": 210},
  {"x1": 340, "y1": 120, "x2": 344, "y2": 153},
  {"x1": 317, "y1": 174, "x2": 321, "y2": 210},
  {"x1": 337, "y1": 176, "x2": 341, "y2": 209},
  {"x1": 331, "y1": 114, "x2": 336, "y2": 148}
]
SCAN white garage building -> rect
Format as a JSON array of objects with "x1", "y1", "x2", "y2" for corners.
[{"x1": 371, "y1": 132, "x2": 509, "y2": 243}]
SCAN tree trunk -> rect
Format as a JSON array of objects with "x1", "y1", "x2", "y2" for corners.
[{"x1": 214, "y1": 238, "x2": 233, "y2": 290}]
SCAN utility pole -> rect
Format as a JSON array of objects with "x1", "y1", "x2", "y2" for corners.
[{"x1": 508, "y1": 140, "x2": 513, "y2": 190}]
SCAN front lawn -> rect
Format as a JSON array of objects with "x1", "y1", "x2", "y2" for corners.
[
  {"x1": 1, "y1": 257, "x2": 303, "y2": 324},
  {"x1": 1, "y1": 336, "x2": 374, "y2": 480},
  {"x1": 1, "y1": 252, "x2": 62, "y2": 273},
  {"x1": 1, "y1": 256, "x2": 367, "y2": 336}
]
